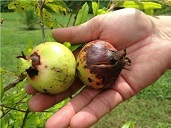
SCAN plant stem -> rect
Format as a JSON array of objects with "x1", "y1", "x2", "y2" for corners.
[
  {"x1": 4, "y1": 75, "x2": 26, "y2": 92},
  {"x1": 0, "y1": 104, "x2": 27, "y2": 113},
  {"x1": 21, "y1": 109, "x2": 30, "y2": 128},
  {"x1": 38, "y1": 0, "x2": 46, "y2": 43}
]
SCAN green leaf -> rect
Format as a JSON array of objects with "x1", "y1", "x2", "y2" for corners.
[
  {"x1": 2, "y1": 90, "x2": 26, "y2": 104},
  {"x1": 122, "y1": 122, "x2": 135, "y2": 128},
  {"x1": 45, "y1": 0, "x2": 69, "y2": 14},
  {"x1": 63, "y1": 42, "x2": 83, "y2": 52},
  {"x1": 54, "y1": 0, "x2": 69, "y2": 11},
  {"x1": 70, "y1": 44, "x2": 83, "y2": 52},
  {"x1": 92, "y1": 1, "x2": 99, "y2": 16},
  {"x1": 63, "y1": 42, "x2": 71, "y2": 49},
  {"x1": 52, "y1": 18, "x2": 60, "y2": 28},
  {"x1": 46, "y1": 3, "x2": 63, "y2": 14},
  {"x1": 18, "y1": 58, "x2": 32, "y2": 75},
  {"x1": 25, "y1": 39, "x2": 33, "y2": 56},
  {"x1": 97, "y1": 8, "x2": 108, "y2": 15},
  {"x1": 75, "y1": 2, "x2": 89, "y2": 26},
  {"x1": 120, "y1": 1, "x2": 162, "y2": 10},
  {"x1": 8, "y1": 1, "x2": 31, "y2": 12},
  {"x1": 46, "y1": 0, "x2": 54, "y2": 3},
  {"x1": 43, "y1": 8, "x2": 53, "y2": 29},
  {"x1": 0, "y1": 75, "x2": 4, "y2": 101},
  {"x1": 144, "y1": 9, "x2": 154, "y2": 15}
]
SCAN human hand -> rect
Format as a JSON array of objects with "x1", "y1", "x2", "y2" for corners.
[{"x1": 26, "y1": 8, "x2": 171, "y2": 128}]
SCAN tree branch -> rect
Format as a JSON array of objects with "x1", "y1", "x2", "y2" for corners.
[
  {"x1": 38, "y1": 0, "x2": 46, "y2": 43},
  {"x1": 21, "y1": 109, "x2": 30, "y2": 128},
  {"x1": 4, "y1": 75, "x2": 26, "y2": 92},
  {"x1": 0, "y1": 104, "x2": 27, "y2": 113}
]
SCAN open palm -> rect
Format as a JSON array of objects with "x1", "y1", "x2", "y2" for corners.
[{"x1": 26, "y1": 8, "x2": 171, "y2": 128}]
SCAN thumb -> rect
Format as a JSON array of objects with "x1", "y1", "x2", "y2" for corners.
[{"x1": 52, "y1": 18, "x2": 100, "y2": 44}]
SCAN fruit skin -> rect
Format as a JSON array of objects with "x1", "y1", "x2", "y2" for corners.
[
  {"x1": 76, "y1": 40, "x2": 131, "y2": 89},
  {"x1": 26, "y1": 42, "x2": 76, "y2": 94}
]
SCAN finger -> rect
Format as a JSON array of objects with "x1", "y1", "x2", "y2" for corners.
[
  {"x1": 70, "y1": 89, "x2": 123, "y2": 127},
  {"x1": 28, "y1": 78, "x2": 83, "y2": 112},
  {"x1": 70, "y1": 76, "x2": 136, "y2": 127},
  {"x1": 25, "y1": 84, "x2": 38, "y2": 94},
  {"x1": 45, "y1": 87, "x2": 101, "y2": 128},
  {"x1": 52, "y1": 17, "x2": 101, "y2": 44}
]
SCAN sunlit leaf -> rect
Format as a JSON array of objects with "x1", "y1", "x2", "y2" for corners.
[
  {"x1": 46, "y1": 0, "x2": 54, "y2": 3},
  {"x1": 35, "y1": 4, "x2": 40, "y2": 16},
  {"x1": 8, "y1": 1, "x2": 31, "y2": 12},
  {"x1": 75, "y1": 2, "x2": 89, "y2": 26},
  {"x1": 92, "y1": 1, "x2": 99, "y2": 16},
  {"x1": 63, "y1": 42, "x2": 83, "y2": 52},
  {"x1": 18, "y1": 58, "x2": 32, "y2": 75},
  {"x1": 122, "y1": 122, "x2": 135, "y2": 128},
  {"x1": 25, "y1": 39, "x2": 33, "y2": 56},
  {"x1": 97, "y1": 8, "x2": 108, "y2": 15},
  {"x1": 46, "y1": 3, "x2": 60, "y2": 14},
  {"x1": 54, "y1": 0, "x2": 69, "y2": 11},
  {"x1": 120, "y1": 1, "x2": 162, "y2": 10},
  {"x1": 42, "y1": 8, "x2": 53, "y2": 29},
  {"x1": 144, "y1": 9, "x2": 154, "y2": 15},
  {"x1": 63, "y1": 42, "x2": 71, "y2": 49},
  {"x1": 45, "y1": 3, "x2": 67, "y2": 14}
]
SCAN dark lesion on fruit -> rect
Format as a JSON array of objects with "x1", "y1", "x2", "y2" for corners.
[
  {"x1": 26, "y1": 52, "x2": 41, "y2": 79},
  {"x1": 88, "y1": 77, "x2": 93, "y2": 83},
  {"x1": 17, "y1": 51, "x2": 40, "y2": 79},
  {"x1": 51, "y1": 67, "x2": 62, "y2": 73},
  {"x1": 29, "y1": 52, "x2": 41, "y2": 68},
  {"x1": 26, "y1": 67, "x2": 38, "y2": 78},
  {"x1": 103, "y1": 48, "x2": 131, "y2": 88},
  {"x1": 43, "y1": 89, "x2": 48, "y2": 92},
  {"x1": 90, "y1": 48, "x2": 131, "y2": 88},
  {"x1": 111, "y1": 48, "x2": 131, "y2": 68}
]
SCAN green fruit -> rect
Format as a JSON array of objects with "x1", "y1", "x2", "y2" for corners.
[
  {"x1": 26, "y1": 42, "x2": 76, "y2": 94},
  {"x1": 76, "y1": 40, "x2": 131, "y2": 89}
]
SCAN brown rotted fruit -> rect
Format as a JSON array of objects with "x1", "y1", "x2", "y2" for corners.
[{"x1": 76, "y1": 40, "x2": 131, "y2": 89}]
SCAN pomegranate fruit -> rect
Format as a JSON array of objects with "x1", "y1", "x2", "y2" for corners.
[
  {"x1": 76, "y1": 40, "x2": 131, "y2": 89},
  {"x1": 26, "y1": 42, "x2": 76, "y2": 94}
]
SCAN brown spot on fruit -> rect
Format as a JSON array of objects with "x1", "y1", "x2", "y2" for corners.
[
  {"x1": 25, "y1": 52, "x2": 40, "y2": 79},
  {"x1": 43, "y1": 89, "x2": 47, "y2": 91},
  {"x1": 26, "y1": 67, "x2": 38, "y2": 79},
  {"x1": 88, "y1": 78, "x2": 93, "y2": 82},
  {"x1": 29, "y1": 52, "x2": 40, "y2": 68},
  {"x1": 76, "y1": 40, "x2": 131, "y2": 89}
]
